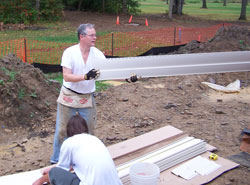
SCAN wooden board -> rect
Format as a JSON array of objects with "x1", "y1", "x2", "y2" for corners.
[{"x1": 108, "y1": 125, "x2": 186, "y2": 165}]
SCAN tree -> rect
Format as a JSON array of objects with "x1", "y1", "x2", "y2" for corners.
[
  {"x1": 223, "y1": 0, "x2": 227, "y2": 6},
  {"x1": 177, "y1": 0, "x2": 184, "y2": 14},
  {"x1": 168, "y1": 0, "x2": 174, "y2": 19},
  {"x1": 122, "y1": 0, "x2": 127, "y2": 14},
  {"x1": 0, "y1": 0, "x2": 63, "y2": 24},
  {"x1": 173, "y1": 0, "x2": 184, "y2": 15},
  {"x1": 202, "y1": 0, "x2": 207, "y2": 9},
  {"x1": 102, "y1": 0, "x2": 105, "y2": 12},
  {"x1": 36, "y1": 0, "x2": 40, "y2": 10},
  {"x1": 168, "y1": 0, "x2": 184, "y2": 18},
  {"x1": 239, "y1": 0, "x2": 247, "y2": 20},
  {"x1": 77, "y1": 0, "x2": 83, "y2": 11},
  {"x1": 63, "y1": 0, "x2": 139, "y2": 14}
]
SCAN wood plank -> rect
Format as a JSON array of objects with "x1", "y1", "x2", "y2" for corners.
[{"x1": 107, "y1": 125, "x2": 186, "y2": 165}]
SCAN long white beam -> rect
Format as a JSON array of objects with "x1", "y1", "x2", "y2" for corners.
[{"x1": 93, "y1": 51, "x2": 250, "y2": 81}]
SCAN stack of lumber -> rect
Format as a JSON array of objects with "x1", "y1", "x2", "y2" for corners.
[
  {"x1": 107, "y1": 125, "x2": 239, "y2": 185},
  {"x1": 117, "y1": 137, "x2": 206, "y2": 185},
  {"x1": 108, "y1": 125, "x2": 206, "y2": 184},
  {"x1": 108, "y1": 125, "x2": 186, "y2": 166}
]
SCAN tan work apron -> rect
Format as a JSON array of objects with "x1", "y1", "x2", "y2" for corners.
[
  {"x1": 57, "y1": 86, "x2": 93, "y2": 108},
  {"x1": 57, "y1": 86, "x2": 94, "y2": 141}
]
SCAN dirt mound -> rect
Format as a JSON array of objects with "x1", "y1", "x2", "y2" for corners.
[
  {"x1": 171, "y1": 25, "x2": 250, "y2": 54},
  {"x1": 0, "y1": 54, "x2": 60, "y2": 129}
]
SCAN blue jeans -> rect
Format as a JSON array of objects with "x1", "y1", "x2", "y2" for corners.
[{"x1": 50, "y1": 95, "x2": 96, "y2": 163}]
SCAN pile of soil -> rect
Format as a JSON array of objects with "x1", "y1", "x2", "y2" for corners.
[
  {"x1": 170, "y1": 25, "x2": 250, "y2": 54},
  {"x1": 0, "y1": 13, "x2": 250, "y2": 184},
  {"x1": 0, "y1": 54, "x2": 60, "y2": 129}
]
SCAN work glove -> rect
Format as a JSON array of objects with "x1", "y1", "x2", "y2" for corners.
[
  {"x1": 126, "y1": 74, "x2": 138, "y2": 83},
  {"x1": 84, "y1": 69, "x2": 100, "y2": 80}
]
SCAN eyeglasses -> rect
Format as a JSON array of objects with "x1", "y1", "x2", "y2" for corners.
[{"x1": 86, "y1": 34, "x2": 96, "y2": 38}]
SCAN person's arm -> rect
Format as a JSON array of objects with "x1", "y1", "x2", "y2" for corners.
[
  {"x1": 63, "y1": 67, "x2": 85, "y2": 82},
  {"x1": 63, "y1": 67, "x2": 100, "y2": 82},
  {"x1": 32, "y1": 165, "x2": 56, "y2": 185},
  {"x1": 40, "y1": 164, "x2": 57, "y2": 175},
  {"x1": 32, "y1": 173, "x2": 49, "y2": 185}
]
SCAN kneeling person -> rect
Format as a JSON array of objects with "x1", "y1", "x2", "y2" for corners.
[{"x1": 33, "y1": 115, "x2": 122, "y2": 185}]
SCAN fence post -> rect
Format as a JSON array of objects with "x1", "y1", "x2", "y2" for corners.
[
  {"x1": 178, "y1": 28, "x2": 181, "y2": 43},
  {"x1": 112, "y1": 32, "x2": 114, "y2": 56},
  {"x1": 24, "y1": 38, "x2": 27, "y2": 63},
  {"x1": 174, "y1": 27, "x2": 176, "y2": 46}
]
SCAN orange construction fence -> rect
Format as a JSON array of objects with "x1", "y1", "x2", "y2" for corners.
[{"x1": 0, "y1": 23, "x2": 231, "y2": 65}]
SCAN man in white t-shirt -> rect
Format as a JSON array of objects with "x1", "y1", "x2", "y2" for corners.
[
  {"x1": 50, "y1": 23, "x2": 138, "y2": 164},
  {"x1": 33, "y1": 115, "x2": 122, "y2": 185},
  {"x1": 50, "y1": 23, "x2": 106, "y2": 164}
]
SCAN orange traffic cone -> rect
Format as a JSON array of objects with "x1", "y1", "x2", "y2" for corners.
[
  {"x1": 116, "y1": 16, "x2": 119, "y2": 25},
  {"x1": 128, "y1": 15, "x2": 133, "y2": 23},
  {"x1": 145, "y1": 18, "x2": 148, "y2": 26}
]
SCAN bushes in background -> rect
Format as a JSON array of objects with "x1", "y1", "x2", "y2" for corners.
[
  {"x1": 63, "y1": 0, "x2": 141, "y2": 14},
  {"x1": 0, "y1": 0, "x2": 63, "y2": 24},
  {"x1": 0, "y1": 0, "x2": 141, "y2": 24}
]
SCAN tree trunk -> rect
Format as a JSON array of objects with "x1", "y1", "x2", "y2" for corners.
[
  {"x1": 202, "y1": 0, "x2": 207, "y2": 8},
  {"x1": 173, "y1": 0, "x2": 184, "y2": 15},
  {"x1": 239, "y1": 0, "x2": 247, "y2": 20},
  {"x1": 122, "y1": 0, "x2": 127, "y2": 14},
  {"x1": 223, "y1": 0, "x2": 227, "y2": 6},
  {"x1": 102, "y1": 0, "x2": 105, "y2": 13},
  {"x1": 168, "y1": 0, "x2": 174, "y2": 19},
  {"x1": 36, "y1": 0, "x2": 40, "y2": 10},
  {"x1": 172, "y1": 0, "x2": 183, "y2": 15},
  {"x1": 166, "y1": 0, "x2": 169, "y2": 4},
  {"x1": 177, "y1": 0, "x2": 184, "y2": 15},
  {"x1": 78, "y1": 0, "x2": 83, "y2": 11}
]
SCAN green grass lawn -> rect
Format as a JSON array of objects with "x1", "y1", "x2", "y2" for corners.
[
  {"x1": 139, "y1": 0, "x2": 250, "y2": 21},
  {"x1": 139, "y1": 0, "x2": 168, "y2": 13}
]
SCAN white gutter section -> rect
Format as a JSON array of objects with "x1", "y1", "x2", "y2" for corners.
[
  {"x1": 93, "y1": 51, "x2": 250, "y2": 81},
  {"x1": 117, "y1": 136, "x2": 206, "y2": 184}
]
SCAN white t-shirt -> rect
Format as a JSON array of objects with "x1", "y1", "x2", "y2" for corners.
[
  {"x1": 57, "y1": 134, "x2": 122, "y2": 185},
  {"x1": 61, "y1": 44, "x2": 106, "y2": 94}
]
